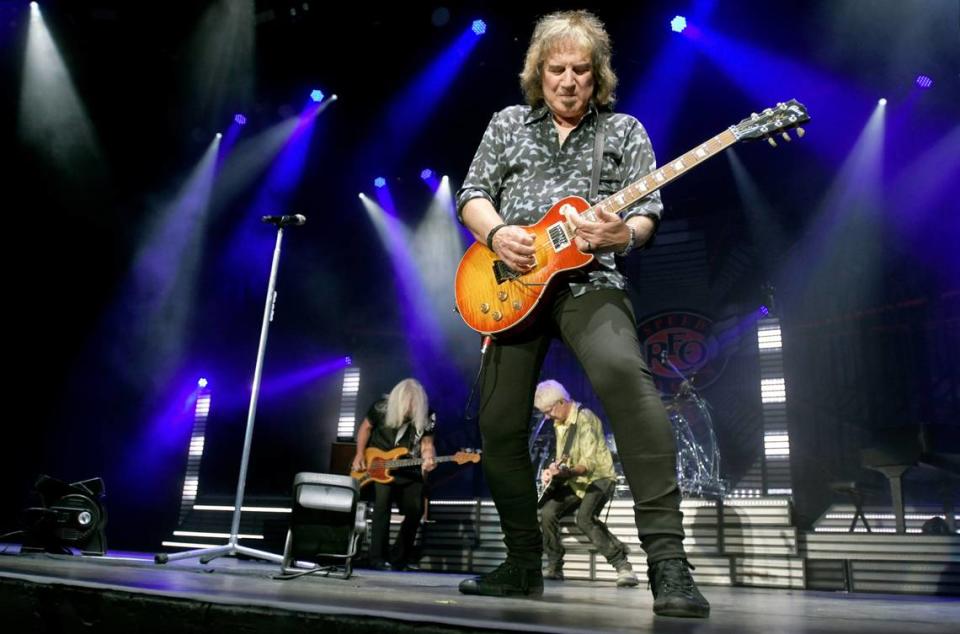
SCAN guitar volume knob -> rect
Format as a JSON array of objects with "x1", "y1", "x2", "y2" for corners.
[
  {"x1": 479, "y1": 303, "x2": 490, "y2": 313},
  {"x1": 492, "y1": 311, "x2": 503, "y2": 321},
  {"x1": 497, "y1": 291, "x2": 508, "y2": 301},
  {"x1": 512, "y1": 300, "x2": 522, "y2": 311}
]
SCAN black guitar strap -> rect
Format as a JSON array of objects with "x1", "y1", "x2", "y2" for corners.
[
  {"x1": 556, "y1": 409, "x2": 581, "y2": 462},
  {"x1": 589, "y1": 113, "x2": 607, "y2": 202}
]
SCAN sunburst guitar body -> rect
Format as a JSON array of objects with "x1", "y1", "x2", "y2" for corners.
[{"x1": 455, "y1": 196, "x2": 594, "y2": 335}]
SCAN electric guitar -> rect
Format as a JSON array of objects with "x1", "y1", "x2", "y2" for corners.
[
  {"x1": 350, "y1": 447, "x2": 481, "y2": 488},
  {"x1": 454, "y1": 99, "x2": 810, "y2": 335},
  {"x1": 536, "y1": 455, "x2": 570, "y2": 508}
]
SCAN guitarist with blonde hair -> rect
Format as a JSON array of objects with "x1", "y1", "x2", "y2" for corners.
[
  {"x1": 352, "y1": 378, "x2": 437, "y2": 570},
  {"x1": 534, "y1": 380, "x2": 638, "y2": 588}
]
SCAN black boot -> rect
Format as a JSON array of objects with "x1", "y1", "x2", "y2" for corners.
[
  {"x1": 647, "y1": 559, "x2": 710, "y2": 618},
  {"x1": 459, "y1": 560, "x2": 544, "y2": 597}
]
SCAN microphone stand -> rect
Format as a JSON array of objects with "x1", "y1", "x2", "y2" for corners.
[{"x1": 155, "y1": 214, "x2": 305, "y2": 566}]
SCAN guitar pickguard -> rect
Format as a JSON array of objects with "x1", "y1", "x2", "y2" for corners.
[{"x1": 492, "y1": 259, "x2": 514, "y2": 284}]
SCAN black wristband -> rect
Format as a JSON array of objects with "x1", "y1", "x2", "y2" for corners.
[{"x1": 486, "y1": 223, "x2": 508, "y2": 251}]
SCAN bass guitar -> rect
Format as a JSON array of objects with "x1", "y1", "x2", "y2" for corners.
[{"x1": 350, "y1": 447, "x2": 481, "y2": 488}]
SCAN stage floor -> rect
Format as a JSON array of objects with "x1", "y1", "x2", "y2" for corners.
[{"x1": 1, "y1": 550, "x2": 958, "y2": 633}]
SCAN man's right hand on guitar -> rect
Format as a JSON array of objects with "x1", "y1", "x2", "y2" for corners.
[
  {"x1": 491, "y1": 225, "x2": 537, "y2": 273},
  {"x1": 351, "y1": 453, "x2": 366, "y2": 472},
  {"x1": 542, "y1": 461, "x2": 562, "y2": 485}
]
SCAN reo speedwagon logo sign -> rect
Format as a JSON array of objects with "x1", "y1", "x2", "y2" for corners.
[{"x1": 637, "y1": 311, "x2": 727, "y2": 392}]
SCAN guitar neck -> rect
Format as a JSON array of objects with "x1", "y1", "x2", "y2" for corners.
[
  {"x1": 385, "y1": 455, "x2": 459, "y2": 469},
  {"x1": 584, "y1": 128, "x2": 738, "y2": 221}
]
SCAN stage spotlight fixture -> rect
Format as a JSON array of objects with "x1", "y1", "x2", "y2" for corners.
[
  {"x1": 19, "y1": 475, "x2": 108, "y2": 555},
  {"x1": 878, "y1": 98, "x2": 887, "y2": 106},
  {"x1": 197, "y1": 377, "x2": 208, "y2": 388},
  {"x1": 373, "y1": 177, "x2": 386, "y2": 188},
  {"x1": 471, "y1": 19, "x2": 486, "y2": 36},
  {"x1": 234, "y1": 114, "x2": 247, "y2": 125},
  {"x1": 420, "y1": 168, "x2": 433, "y2": 180},
  {"x1": 310, "y1": 89, "x2": 325, "y2": 102},
  {"x1": 671, "y1": 16, "x2": 687, "y2": 33},
  {"x1": 915, "y1": 75, "x2": 933, "y2": 89}
]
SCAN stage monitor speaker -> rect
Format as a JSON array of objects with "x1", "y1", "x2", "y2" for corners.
[
  {"x1": 281, "y1": 472, "x2": 366, "y2": 578},
  {"x1": 19, "y1": 475, "x2": 108, "y2": 555}
]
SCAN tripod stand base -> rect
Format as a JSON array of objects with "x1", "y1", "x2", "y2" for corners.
[{"x1": 154, "y1": 542, "x2": 283, "y2": 566}]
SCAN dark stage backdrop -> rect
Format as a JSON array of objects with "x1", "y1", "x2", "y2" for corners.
[{"x1": 3, "y1": 1, "x2": 957, "y2": 551}]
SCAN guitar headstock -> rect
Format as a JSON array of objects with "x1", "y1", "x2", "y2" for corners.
[
  {"x1": 453, "y1": 450, "x2": 482, "y2": 465},
  {"x1": 732, "y1": 99, "x2": 810, "y2": 146}
]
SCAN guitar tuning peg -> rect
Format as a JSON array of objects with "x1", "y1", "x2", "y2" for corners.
[
  {"x1": 751, "y1": 112, "x2": 759, "y2": 120},
  {"x1": 781, "y1": 132, "x2": 792, "y2": 142},
  {"x1": 796, "y1": 127, "x2": 806, "y2": 138},
  {"x1": 767, "y1": 136, "x2": 778, "y2": 147}
]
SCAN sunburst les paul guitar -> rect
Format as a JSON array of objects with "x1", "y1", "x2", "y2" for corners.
[
  {"x1": 350, "y1": 447, "x2": 481, "y2": 488},
  {"x1": 454, "y1": 99, "x2": 810, "y2": 335}
]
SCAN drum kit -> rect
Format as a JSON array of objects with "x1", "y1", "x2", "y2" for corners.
[{"x1": 530, "y1": 358, "x2": 726, "y2": 500}]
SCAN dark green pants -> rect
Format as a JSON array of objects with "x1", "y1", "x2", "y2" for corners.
[
  {"x1": 541, "y1": 478, "x2": 628, "y2": 569},
  {"x1": 478, "y1": 288, "x2": 686, "y2": 570}
]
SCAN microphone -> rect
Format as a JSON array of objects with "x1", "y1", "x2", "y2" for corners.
[{"x1": 261, "y1": 214, "x2": 306, "y2": 227}]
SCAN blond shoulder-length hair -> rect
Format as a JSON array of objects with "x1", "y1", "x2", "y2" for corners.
[
  {"x1": 519, "y1": 10, "x2": 618, "y2": 108},
  {"x1": 385, "y1": 378, "x2": 430, "y2": 432}
]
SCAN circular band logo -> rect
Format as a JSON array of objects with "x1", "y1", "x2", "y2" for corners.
[{"x1": 637, "y1": 310, "x2": 728, "y2": 393}]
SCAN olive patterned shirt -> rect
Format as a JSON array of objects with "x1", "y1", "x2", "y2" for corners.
[
  {"x1": 456, "y1": 102, "x2": 663, "y2": 296},
  {"x1": 553, "y1": 403, "x2": 617, "y2": 499}
]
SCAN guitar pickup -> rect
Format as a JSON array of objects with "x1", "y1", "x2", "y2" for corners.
[
  {"x1": 547, "y1": 222, "x2": 571, "y2": 252},
  {"x1": 492, "y1": 260, "x2": 514, "y2": 284}
]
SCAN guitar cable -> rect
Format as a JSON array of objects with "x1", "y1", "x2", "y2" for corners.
[{"x1": 463, "y1": 335, "x2": 493, "y2": 421}]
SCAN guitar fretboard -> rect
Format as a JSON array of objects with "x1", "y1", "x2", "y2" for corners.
[
  {"x1": 582, "y1": 128, "x2": 738, "y2": 221},
  {"x1": 382, "y1": 455, "x2": 461, "y2": 469}
]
